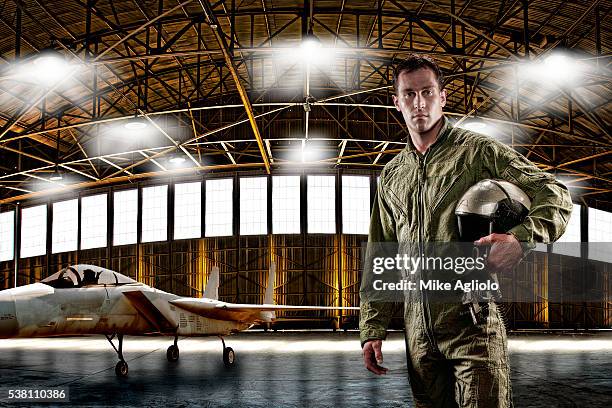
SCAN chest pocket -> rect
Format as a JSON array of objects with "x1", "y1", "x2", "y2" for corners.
[{"x1": 426, "y1": 157, "x2": 470, "y2": 216}]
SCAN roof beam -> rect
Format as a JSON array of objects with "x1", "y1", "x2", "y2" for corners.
[{"x1": 201, "y1": 0, "x2": 270, "y2": 174}]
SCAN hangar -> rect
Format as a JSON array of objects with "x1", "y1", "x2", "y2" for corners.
[{"x1": 0, "y1": 0, "x2": 610, "y2": 407}]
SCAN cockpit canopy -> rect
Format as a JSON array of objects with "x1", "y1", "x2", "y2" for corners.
[{"x1": 41, "y1": 264, "x2": 138, "y2": 288}]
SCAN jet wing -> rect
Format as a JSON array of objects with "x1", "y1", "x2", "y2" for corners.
[
  {"x1": 213, "y1": 303, "x2": 360, "y2": 312},
  {"x1": 123, "y1": 290, "x2": 177, "y2": 333},
  {"x1": 169, "y1": 298, "x2": 358, "y2": 323}
]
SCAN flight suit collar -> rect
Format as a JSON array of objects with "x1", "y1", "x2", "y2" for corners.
[{"x1": 404, "y1": 116, "x2": 453, "y2": 157}]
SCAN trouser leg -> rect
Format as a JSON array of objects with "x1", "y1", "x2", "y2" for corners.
[
  {"x1": 405, "y1": 302, "x2": 513, "y2": 408},
  {"x1": 450, "y1": 302, "x2": 513, "y2": 407},
  {"x1": 404, "y1": 304, "x2": 458, "y2": 408}
]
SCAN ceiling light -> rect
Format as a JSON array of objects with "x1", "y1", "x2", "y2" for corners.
[
  {"x1": 169, "y1": 156, "x2": 186, "y2": 165},
  {"x1": 29, "y1": 50, "x2": 73, "y2": 85},
  {"x1": 49, "y1": 166, "x2": 63, "y2": 181},
  {"x1": 518, "y1": 51, "x2": 583, "y2": 87},
  {"x1": 544, "y1": 53, "x2": 568, "y2": 66},
  {"x1": 302, "y1": 35, "x2": 322, "y2": 50},
  {"x1": 295, "y1": 34, "x2": 332, "y2": 66},
  {"x1": 124, "y1": 116, "x2": 148, "y2": 131},
  {"x1": 300, "y1": 37, "x2": 321, "y2": 62},
  {"x1": 460, "y1": 119, "x2": 488, "y2": 132}
]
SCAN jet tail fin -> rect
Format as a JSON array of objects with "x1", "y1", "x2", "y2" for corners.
[
  {"x1": 262, "y1": 262, "x2": 276, "y2": 321},
  {"x1": 203, "y1": 266, "x2": 219, "y2": 300},
  {"x1": 264, "y1": 262, "x2": 276, "y2": 304}
]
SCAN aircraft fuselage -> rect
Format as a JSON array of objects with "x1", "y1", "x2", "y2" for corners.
[{"x1": 0, "y1": 283, "x2": 249, "y2": 339}]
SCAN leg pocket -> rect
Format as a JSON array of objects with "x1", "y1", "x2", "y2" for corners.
[{"x1": 454, "y1": 363, "x2": 512, "y2": 408}]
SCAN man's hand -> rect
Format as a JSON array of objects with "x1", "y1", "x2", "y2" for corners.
[
  {"x1": 475, "y1": 233, "x2": 523, "y2": 273},
  {"x1": 362, "y1": 339, "x2": 388, "y2": 375}
]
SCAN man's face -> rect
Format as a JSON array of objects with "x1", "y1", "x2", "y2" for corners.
[{"x1": 392, "y1": 68, "x2": 447, "y2": 134}]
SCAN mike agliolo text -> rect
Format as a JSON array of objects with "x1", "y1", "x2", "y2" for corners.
[{"x1": 372, "y1": 279, "x2": 499, "y2": 293}]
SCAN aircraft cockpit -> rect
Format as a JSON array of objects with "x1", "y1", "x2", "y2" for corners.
[{"x1": 41, "y1": 264, "x2": 138, "y2": 288}]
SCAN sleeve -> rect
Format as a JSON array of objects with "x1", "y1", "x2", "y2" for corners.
[
  {"x1": 359, "y1": 179, "x2": 398, "y2": 346},
  {"x1": 483, "y1": 140, "x2": 573, "y2": 248}
]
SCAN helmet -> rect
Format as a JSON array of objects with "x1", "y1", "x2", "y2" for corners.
[{"x1": 455, "y1": 179, "x2": 531, "y2": 242}]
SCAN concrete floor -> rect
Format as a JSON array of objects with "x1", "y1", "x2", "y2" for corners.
[{"x1": 0, "y1": 332, "x2": 611, "y2": 407}]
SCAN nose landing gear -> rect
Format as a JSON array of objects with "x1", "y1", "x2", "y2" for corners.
[{"x1": 105, "y1": 333, "x2": 128, "y2": 377}]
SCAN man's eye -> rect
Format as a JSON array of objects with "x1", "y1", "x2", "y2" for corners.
[{"x1": 424, "y1": 90, "x2": 433, "y2": 96}]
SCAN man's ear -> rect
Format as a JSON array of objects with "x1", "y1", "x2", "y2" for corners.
[
  {"x1": 392, "y1": 94, "x2": 400, "y2": 112},
  {"x1": 440, "y1": 89, "x2": 447, "y2": 108}
]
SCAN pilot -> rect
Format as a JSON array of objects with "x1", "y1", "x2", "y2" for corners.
[
  {"x1": 360, "y1": 54, "x2": 572, "y2": 407},
  {"x1": 82, "y1": 269, "x2": 100, "y2": 286}
]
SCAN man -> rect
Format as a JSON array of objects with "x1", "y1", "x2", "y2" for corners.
[{"x1": 359, "y1": 55, "x2": 572, "y2": 407}]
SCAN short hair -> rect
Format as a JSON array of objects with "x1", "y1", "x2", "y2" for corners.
[{"x1": 393, "y1": 55, "x2": 445, "y2": 93}]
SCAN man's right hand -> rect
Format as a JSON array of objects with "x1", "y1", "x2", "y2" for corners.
[{"x1": 362, "y1": 339, "x2": 388, "y2": 375}]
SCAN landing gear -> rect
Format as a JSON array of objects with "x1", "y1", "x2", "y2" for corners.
[
  {"x1": 219, "y1": 336, "x2": 236, "y2": 367},
  {"x1": 106, "y1": 333, "x2": 128, "y2": 377},
  {"x1": 167, "y1": 336, "x2": 180, "y2": 362},
  {"x1": 115, "y1": 360, "x2": 128, "y2": 377},
  {"x1": 223, "y1": 347, "x2": 235, "y2": 367}
]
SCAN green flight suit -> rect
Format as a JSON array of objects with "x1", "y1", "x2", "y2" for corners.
[{"x1": 360, "y1": 116, "x2": 572, "y2": 407}]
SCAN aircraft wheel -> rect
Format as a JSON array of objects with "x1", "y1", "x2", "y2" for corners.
[
  {"x1": 115, "y1": 360, "x2": 128, "y2": 377},
  {"x1": 223, "y1": 347, "x2": 235, "y2": 367},
  {"x1": 167, "y1": 345, "x2": 180, "y2": 362}
]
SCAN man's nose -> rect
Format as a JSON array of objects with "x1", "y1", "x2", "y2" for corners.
[{"x1": 414, "y1": 94, "x2": 426, "y2": 108}]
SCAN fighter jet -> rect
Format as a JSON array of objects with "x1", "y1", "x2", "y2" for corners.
[{"x1": 0, "y1": 263, "x2": 357, "y2": 377}]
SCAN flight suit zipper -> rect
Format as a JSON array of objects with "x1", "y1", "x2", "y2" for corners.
[{"x1": 417, "y1": 153, "x2": 437, "y2": 350}]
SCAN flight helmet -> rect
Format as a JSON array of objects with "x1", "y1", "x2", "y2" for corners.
[{"x1": 455, "y1": 179, "x2": 531, "y2": 242}]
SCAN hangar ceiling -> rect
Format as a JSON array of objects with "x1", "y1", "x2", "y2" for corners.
[{"x1": 0, "y1": 0, "x2": 609, "y2": 208}]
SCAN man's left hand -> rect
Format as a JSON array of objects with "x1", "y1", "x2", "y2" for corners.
[{"x1": 475, "y1": 233, "x2": 523, "y2": 273}]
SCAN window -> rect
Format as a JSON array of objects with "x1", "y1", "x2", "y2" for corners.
[
  {"x1": 20, "y1": 205, "x2": 47, "y2": 258},
  {"x1": 272, "y1": 176, "x2": 300, "y2": 234},
  {"x1": 240, "y1": 177, "x2": 267, "y2": 235},
  {"x1": 552, "y1": 204, "x2": 581, "y2": 257},
  {"x1": 81, "y1": 194, "x2": 108, "y2": 250},
  {"x1": 206, "y1": 178, "x2": 233, "y2": 237},
  {"x1": 342, "y1": 176, "x2": 370, "y2": 234},
  {"x1": 174, "y1": 182, "x2": 202, "y2": 240},
  {"x1": 52, "y1": 199, "x2": 78, "y2": 254},
  {"x1": 141, "y1": 185, "x2": 168, "y2": 243},
  {"x1": 307, "y1": 175, "x2": 335, "y2": 233},
  {"x1": 113, "y1": 189, "x2": 138, "y2": 246},
  {"x1": 0, "y1": 211, "x2": 14, "y2": 261},
  {"x1": 588, "y1": 207, "x2": 612, "y2": 263}
]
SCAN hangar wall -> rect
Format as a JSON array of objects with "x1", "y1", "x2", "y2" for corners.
[{"x1": 0, "y1": 170, "x2": 610, "y2": 330}]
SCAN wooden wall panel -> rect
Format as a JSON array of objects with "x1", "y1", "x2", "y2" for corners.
[{"x1": 2, "y1": 237, "x2": 610, "y2": 330}]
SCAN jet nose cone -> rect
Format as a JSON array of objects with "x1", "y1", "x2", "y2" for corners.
[{"x1": 0, "y1": 296, "x2": 18, "y2": 338}]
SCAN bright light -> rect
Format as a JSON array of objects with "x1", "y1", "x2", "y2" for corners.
[
  {"x1": 301, "y1": 38, "x2": 322, "y2": 60},
  {"x1": 169, "y1": 156, "x2": 186, "y2": 165},
  {"x1": 299, "y1": 142, "x2": 324, "y2": 163},
  {"x1": 541, "y1": 53, "x2": 581, "y2": 82},
  {"x1": 10, "y1": 52, "x2": 77, "y2": 86},
  {"x1": 518, "y1": 51, "x2": 584, "y2": 87},
  {"x1": 509, "y1": 338, "x2": 612, "y2": 352},
  {"x1": 49, "y1": 167, "x2": 63, "y2": 181},
  {"x1": 461, "y1": 121, "x2": 487, "y2": 132},
  {"x1": 124, "y1": 120, "x2": 148, "y2": 131},
  {"x1": 282, "y1": 37, "x2": 335, "y2": 67},
  {"x1": 544, "y1": 54, "x2": 568, "y2": 67},
  {"x1": 33, "y1": 55, "x2": 69, "y2": 83},
  {"x1": 456, "y1": 118, "x2": 507, "y2": 139}
]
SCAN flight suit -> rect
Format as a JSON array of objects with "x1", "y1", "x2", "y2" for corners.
[{"x1": 359, "y1": 117, "x2": 572, "y2": 407}]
